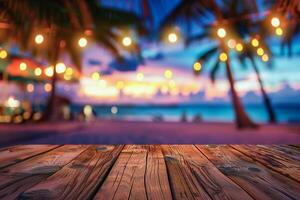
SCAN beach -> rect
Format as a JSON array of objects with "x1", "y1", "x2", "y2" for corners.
[{"x1": 1, "y1": 120, "x2": 299, "y2": 147}]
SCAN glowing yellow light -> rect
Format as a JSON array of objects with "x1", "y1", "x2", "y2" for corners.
[
  {"x1": 168, "y1": 32, "x2": 178, "y2": 43},
  {"x1": 35, "y1": 34, "x2": 44, "y2": 44},
  {"x1": 271, "y1": 17, "x2": 280, "y2": 28},
  {"x1": 262, "y1": 54, "x2": 269, "y2": 62},
  {"x1": 64, "y1": 74, "x2": 72, "y2": 81},
  {"x1": 44, "y1": 83, "x2": 52, "y2": 92},
  {"x1": 235, "y1": 43, "x2": 243, "y2": 52},
  {"x1": 116, "y1": 81, "x2": 125, "y2": 89},
  {"x1": 275, "y1": 27, "x2": 283, "y2": 36},
  {"x1": 45, "y1": 66, "x2": 54, "y2": 77},
  {"x1": 78, "y1": 37, "x2": 88, "y2": 47},
  {"x1": 219, "y1": 52, "x2": 228, "y2": 62},
  {"x1": 168, "y1": 80, "x2": 176, "y2": 88},
  {"x1": 0, "y1": 50, "x2": 8, "y2": 59},
  {"x1": 136, "y1": 72, "x2": 144, "y2": 81},
  {"x1": 91, "y1": 72, "x2": 100, "y2": 80},
  {"x1": 111, "y1": 106, "x2": 118, "y2": 114},
  {"x1": 122, "y1": 36, "x2": 132, "y2": 47},
  {"x1": 83, "y1": 105, "x2": 92, "y2": 116},
  {"x1": 55, "y1": 63, "x2": 66, "y2": 74},
  {"x1": 217, "y1": 28, "x2": 226, "y2": 38},
  {"x1": 227, "y1": 39, "x2": 236, "y2": 49},
  {"x1": 193, "y1": 62, "x2": 202, "y2": 71},
  {"x1": 164, "y1": 69, "x2": 173, "y2": 79},
  {"x1": 19, "y1": 62, "x2": 27, "y2": 71},
  {"x1": 251, "y1": 38, "x2": 259, "y2": 47},
  {"x1": 26, "y1": 84, "x2": 34, "y2": 92},
  {"x1": 65, "y1": 67, "x2": 73, "y2": 76},
  {"x1": 257, "y1": 47, "x2": 264, "y2": 56},
  {"x1": 34, "y1": 67, "x2": 42, "y2": 76}
]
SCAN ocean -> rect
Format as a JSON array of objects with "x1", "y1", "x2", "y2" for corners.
[{"x1": 71, "y1": 104, "x2": 300, "y2": 124}]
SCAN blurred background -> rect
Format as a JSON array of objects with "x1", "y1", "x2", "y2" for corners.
[{"x1": 0, "y1": 0, "x2": 300, "y2": 145}]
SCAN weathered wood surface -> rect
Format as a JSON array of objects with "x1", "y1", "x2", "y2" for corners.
[{"x1": 0, "y1": 145, "x2": 299, "y2": 200}]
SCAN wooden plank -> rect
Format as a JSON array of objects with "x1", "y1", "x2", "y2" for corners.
[
  {"x1": 231, "y1": 145, "x2": 300, "y2": 182},
  {"x1": 162, "y1": 145, "x2": 253, "y2": 200},
  {"x1": 20, "y1": 145, "x2": 123, "y2": 199},
  {"x1": 0, "y1": 145, "x2": 88, "y2": 200},
  {"x1": 94, "y1": 145, "x2": 148, "y2": 200},
  {"x1": 145, "y1": 145, "x2": 172, "y2": 200},
  {"x1": 198, "y1": 145, "x2": 300, "y2": 200},
  {"x1": 0, "y1": 145, "x2": 60, "y2": 169}
]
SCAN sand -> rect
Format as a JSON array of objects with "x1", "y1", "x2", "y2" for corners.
[{"x1": 0, "y1": 120, "x2": 300, "y2": 147}]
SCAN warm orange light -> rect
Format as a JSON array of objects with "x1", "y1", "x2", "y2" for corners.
[
  {"x1": 35, "y1": 34, "x2": 44, "y2": 44},
  {"x1": 217, "y1": 28, "x2": 226, "y2": 38},
  {"x1": 26, "y1": 83, "x2": 34, "y2": 92},
  {"x1": 262, "y1": 54, "x2": 269, "y2": 62},
  {"x1": 19, "y1": 62, "x2": 27, "y2": 71},
  {"x1": 227, "y1": 39, "x2": 236, "y2": 49},
  {"x1": 44, "y1": 83, "x2": 52, "y2": 92},
  {"x1": 219, "y1": 52, "x2": 228, "y2": 62},
  {"x1": 78, "y1": 37, "x2": 88, "y2": 47}
]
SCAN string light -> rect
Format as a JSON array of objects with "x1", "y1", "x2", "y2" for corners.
[
  {"x1": 251, "y1": 38, "x2": 259, "y2": 47},
  {"x1": 122, "y1": 36, "x2": 132, "y2": 47},
  {"x1": 19, "y1": 62, "x2": 27, "y2": 71},
  {"x1": 262, "y1": 54, "x2": 269, "y2": 62},
  {"x1": 193, "y1": 62, "x2": 202, "y2": 72},
  {"x1": 168, "y1": 32, "x2": 178, "y2": 43},
  {"x1": 235, "y1": 43, "x2": 243, "y2": 52},
  {"x1": 219, "y1": 52, "x2": 228, "y2": 62},
  {"x1": 271, "y1": 17, "x2": 280, "y2": 28},
  {"x1": 26, "y1": 83, "x2": 34, "y2": 92},
  {"x1": 275, "y1": 27, "x2": 283, "y2": 36},
  {"x1": 34, "y1": 67, "x2": 42, "y2": 76},
  {"x1": 91, "y1": 72, "x2": 100, "y2": 80},
  {"x1": 0, "y1": 50, "x2": 7, "y2": 59},
  {"x1": 257, "y1": 48, "x2": 264, "y2": 56},
  {"x1": 45, "y1": 66, "x2": 54, "y2": 77},
  {"x1": 65, "y1": 67, "x2": 74, "y2": 76},
  {"x1": 111, "y1": 106, "x2": 118, "y2": 114},
  {"x1": 55, "y1": 63, "x2": 66, "y2": 74},
  {"x1": 44, "y1": 83, "x2": 52, "y2": 92},
  {"x1": 227, "y1": 39, "x2": 236, "y2": 49},
  {"x1": 35, "y1": 34, "x2": 44, "y2": 44},
  {"x1": 164, "y1": 69, "x2": 173, "y2": 79},
  {"x1": 217, "y1": 28, "x2": 226, "y2": 38},
  {"x1": 78, "y1": 37, "x2": 88, "y2": 48}
]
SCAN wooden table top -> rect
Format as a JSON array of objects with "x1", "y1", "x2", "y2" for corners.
[{"x1": 0, "y1": 145, "x2": 299, "y2": 199}]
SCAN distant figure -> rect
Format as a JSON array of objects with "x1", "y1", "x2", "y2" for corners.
[
  {"x1": 180, "y1": 111, "x2": 187, "y2": 122},
  {"x1": 193, "y1": 113, "x2": 202, "y2": 123}
]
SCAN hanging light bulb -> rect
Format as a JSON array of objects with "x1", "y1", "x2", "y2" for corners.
[
  {"x1": 275, "y1": 27, "x2": 283, "y2": 36},
  {"x1": 0, "y1": 50, "x2": 8, "y2": 59},
  {"x1": 271, "y1": 17, "x2": 280, "y2": 28},
  {"x1": 217, "y1": 28, "x2": 226, "y2": 38},
  {"x1": 219, "y1": 52, "x2": 228, "y2": 62},
  {"x1": 164, "y1": 69, "x2": 173, "y2": 79},
  {"x1": 193, "y1": 62, "x2": 202, "y2": 72},
  {"x1": 35, "y1": 34, "x2": 44, "y2": 44},
  {"x1": 262, "y1": 54, "x2": 269, "y2": 62},
  {"x1": 78, "y1": 37, "x2": 88, "y2": 48},
  {"x1": 168, "y1": 32, "x2": 178, "y2": 43},
  {"x1": 34, "y1": 67, "x2": 42, "y2": 76},
  {"x1": 257, "y1": 48, "x2": 264, "y2": 56},
  {"x1": 251, "y1": 38, "x2": 259, "y2": 47},
  {"x1": 235, "y1": 43, "x2": 243, "y2": 52},
  {"x1": 122, "y1": 36, "x2": 132, "y2": 47},
  {"x1": 19, "y1": 62, "x2": 27, "y2": 71},
  {"x1": 55, "y1": 63, "x2": 66, "y2": 74},
  {"x1": 45, "y1": 66, "x2": 54, "y2": 77}
]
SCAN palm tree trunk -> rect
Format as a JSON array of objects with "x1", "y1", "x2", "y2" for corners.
[
  {"x1": 225, "y1": 57, "x2": 256, "y2": 128},
  {"x1": 249, "y1": 57, "x2": 276, "y2": 123}
]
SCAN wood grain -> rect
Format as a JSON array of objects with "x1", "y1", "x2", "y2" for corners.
[
  {"x1": 0, "y1": 145, "x2": 59, "y2": 169},
  {"x1": 163, "y1": 145, "x2": 253, "y2": 200},
  {"x1": 0, "y1": 145, "x2": 88, "y2": 200},
  {"x1": 231, "y1": 145, "x2": 300, "y2": 182},
  {"x1": 94, "y1": 145, "x2": 148, "y2": 200},
  {"x1": 20, "y1": 145, "x2": 123, "y2": 200},
  {"x1": 198, "y1": 145, "x2": 300, "y2": 200}
]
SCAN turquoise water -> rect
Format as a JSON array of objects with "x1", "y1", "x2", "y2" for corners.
[{"x1": 72, "y1": 104, "x2": 300, "y2": 123}]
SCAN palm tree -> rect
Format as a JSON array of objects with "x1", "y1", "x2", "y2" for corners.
[
  {"x1": 0, "y1": 0, "x2": 143, "y2": 121},
  {"x1": 160, "y1": 0, "x2": 256, "y2": 128}
]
